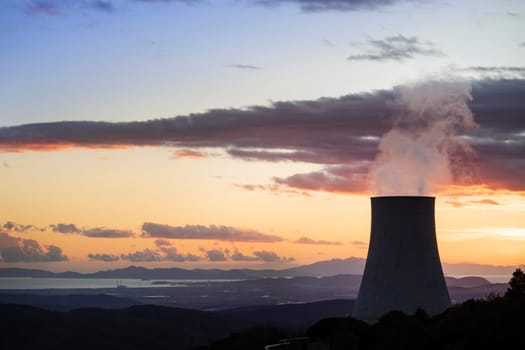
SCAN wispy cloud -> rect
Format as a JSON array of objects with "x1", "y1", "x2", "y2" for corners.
[
  {"x1": 0, "y1": 232, "x2": 67, "y2": 263},
  {"x1": 294, "y1": 236, "x2": 342, "y2": 245},
  {"x1": 142, "y1": 222, "x2": 283, "y2": 242},
  {"x1": 88, "y1": 253, "x2": 120, "y2": 261},
  {"x1": 351, "y1": 240, "x2": 368, "y2": 248},
  {"x1": 234, "y1": 183, "x2": 311, "y2": 197},
  {"x1": 347, "y1": 35, "x2": 444, "y2": 62},
  {"x1": 228, "y1": 63, "x2": 262, "y2": 70},
  {"x1": 24, "y1": 0, "x2": 62, "y2": 15},
  {"x1": 446, "y1": 198, "x2": 500, "y2": 208},
  {"x1": 23, "y1": 0, "x2": 117, "y2": 15},
  {"x1": 88, "y1": 0, "x2": 117, "y2": 13},
  {"x1": 458, "y1": 66, "x2": 525, "y2": 79},
  {"x1": 254, "y1": 0, "x2": 400, "y2": 12},
  {"x1": 50, "y1": 224, "x2": 134, "y2": 238}
]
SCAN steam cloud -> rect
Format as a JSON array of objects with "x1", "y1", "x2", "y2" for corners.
[{"x1": 370, "y1": 80, "x2": 478, "y2": 195}]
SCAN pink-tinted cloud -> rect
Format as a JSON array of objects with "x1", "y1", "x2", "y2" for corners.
[
  {"x1": 446, "y1": 198, "x2": 500, "y2": 208},
  {"x1": 173, "y1": 148, "x2": 207, "y2": 159},
  {"x1": 471, "y1": 199, "x2": 500, "y2": 206},
  {"x1": 294, "y1": 236, "x2": 343, "y2": 245}
]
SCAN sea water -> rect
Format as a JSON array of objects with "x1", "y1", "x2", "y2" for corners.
[{"x1": 0, "y1": 277, "x2": 239, "y2": 290}]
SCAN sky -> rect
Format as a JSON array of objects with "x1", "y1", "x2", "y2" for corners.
[{"x1": 0, "y1": 0, "x2": 524, "y2": 272}]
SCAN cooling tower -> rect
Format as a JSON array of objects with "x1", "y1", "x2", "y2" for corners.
[{"x1": 352, "y1": 196, "x2": 451, "y2": 321}]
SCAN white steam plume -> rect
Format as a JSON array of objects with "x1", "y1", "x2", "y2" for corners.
[{"x1": 370, "y1": 80, "x2": 478, "y2": 196}]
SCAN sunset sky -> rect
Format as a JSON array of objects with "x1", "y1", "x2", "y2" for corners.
[{"x1": 0, "y1": 0, "x2": 524, "y2": 272}]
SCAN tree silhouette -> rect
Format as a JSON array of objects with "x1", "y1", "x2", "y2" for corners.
[{"x1": 505, "y1": 268, "x2": 525, "y2": 300}]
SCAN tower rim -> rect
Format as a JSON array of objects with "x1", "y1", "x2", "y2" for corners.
[{"x1": 371, "y1": 195, "x2": 435, "y2": 199}]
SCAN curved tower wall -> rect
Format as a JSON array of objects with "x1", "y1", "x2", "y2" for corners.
[{"x1": 352, "y1": 196, "x2": 451, "y2": 321}]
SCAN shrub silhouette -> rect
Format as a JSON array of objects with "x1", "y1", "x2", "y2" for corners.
[{"x1": 505, "y1": 268, "x2": 525, "y2": 300}]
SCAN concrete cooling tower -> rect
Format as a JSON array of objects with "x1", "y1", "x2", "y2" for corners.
[{"x1": 352, "y1": 196, "x2": 451, "y2": 321}]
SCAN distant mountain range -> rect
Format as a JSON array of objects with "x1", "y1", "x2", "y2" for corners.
[{"x1": 0, "y1": 257, "x2": 522, "y2": 280}]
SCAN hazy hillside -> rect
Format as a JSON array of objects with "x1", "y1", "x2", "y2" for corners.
[{"x1": 2, "y1": 257, "x2": 522, "y2": 280}]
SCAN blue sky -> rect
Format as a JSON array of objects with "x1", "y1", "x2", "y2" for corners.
[{"x1": 2, "y1": 0, "x2": 523, "y2": 126}]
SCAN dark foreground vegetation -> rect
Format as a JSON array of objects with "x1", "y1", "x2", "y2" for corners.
[
  {"x1": 201, "y1": 269, "x2": 525, "y2": 350},
  {"x1": 1, "y1": 269, "x2": 524, "y2": 350}
]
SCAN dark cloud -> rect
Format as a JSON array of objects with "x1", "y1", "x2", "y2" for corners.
[
  {"x1": 50, "y1": 223, "x2": 81, "y2": 234},
  {"x1": 230, "y1": 250, "x2": 294, "y2": 262},
  {"x1": 254, "y1": 0, "x2": 399, "y2": 12},
  {"x1": 119, "y1": 246, "x2": 199, "y2": 262},
  {"x1": 154, "y1": 239, "x2": 172, "y2": 247},
  {"x1": 3, "y1": 221, "x2": 39, "y2": 232},
  {"x1": 0, "y1": 232, "x2": 68, "y2": 263},
  {"x1": 50, "y1": 223, "x2": 134, "y2": 238},
  {"x1": 459, "y1": 66, "x2": 525, "y2": 79},
  {"x1": 206, "y1": 249, "x2": 227, "y2": 261},
  {"x1": 160, "y1": 246, "x2": 200, "y2": 261},
  {"x1": 142, "y1": 223, "x2": 283, "y2": 242},
  {"x1": 120, "y1": 248, "x2": 162, "y2": 262},
  {"x1": 294, "y1": 236, "x2": 342, "y2": 245},
  {"x1": 347, "y1": 35, "x2": 444, "y2": 61},
  {"x1": 231, "y1": 251, "x2": 260, "y2": 261},
  {"x1": 88, "y1": 253, "x2": 120, "y2": 261},
  {"x1": 1, "y1": 79, "x2": 524, "y2": 193},
  {"x1": 228, "y1": 63, "x2": 262, "y2": 70},
  {"x1": 253, "y1": 250, "x2": 294, "y2": 263},
  {"x1": 82, "y1": 228, "x2": 134, "y2": 238}
]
